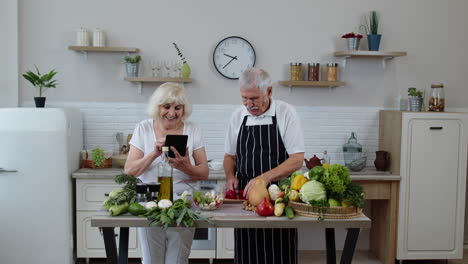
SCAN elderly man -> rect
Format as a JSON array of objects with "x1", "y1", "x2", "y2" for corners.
[{"x1": 224, "y1": 67, "x2": 305, "y2": 264}]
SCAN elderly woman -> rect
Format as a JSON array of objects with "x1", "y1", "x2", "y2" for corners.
[{"x1": 124, "y1": 82, "x2": 209, "y2": 264}]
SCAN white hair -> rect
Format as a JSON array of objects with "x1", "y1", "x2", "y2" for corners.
[
  {"x1": 239, "y1": 67, "x2": 272, "y2": 92},
  {"x1": 147, "y1": 82, "x2": 192, "y2": 121}
]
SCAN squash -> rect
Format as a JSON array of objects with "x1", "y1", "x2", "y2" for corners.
[{"x1": 248, "y1": 178, "x2": 270, "y2": 206}]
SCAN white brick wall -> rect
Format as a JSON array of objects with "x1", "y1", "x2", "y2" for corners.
[{"x1": 42, "y1": 101, "x2": 381, "y2": 166}]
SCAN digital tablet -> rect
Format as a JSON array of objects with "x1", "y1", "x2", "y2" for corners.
[{"x1": 165, "y1": 135, "x2": 188, "y2": 158}]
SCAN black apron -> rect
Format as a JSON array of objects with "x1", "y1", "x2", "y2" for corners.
[{"x1": 235, "y1": 115, "x2": 297, "y2": 264}]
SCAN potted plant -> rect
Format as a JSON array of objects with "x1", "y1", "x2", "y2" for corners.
[
  {"x1": 123, "y1": 55, "x2": 141, "y2": 77},
  {"x1": 408, "y1": 87, "x2": 424, "y2": 112},
  {"x1": 341, "y1": 32, "x2": 363, "y2": 51},
  {"x1": 22, "y1": 65, "x2": 58, "y2": 108},
  {"x1": 173, "y1": 42, "x2": 191, "y2": 78},
  {"x1": 361, "y1": 10, "x2": 381, "y2": 51}
]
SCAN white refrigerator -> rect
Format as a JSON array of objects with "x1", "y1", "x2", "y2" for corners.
[{"x1": 0, "y1": 108, "x2": 82, "y2": 264}]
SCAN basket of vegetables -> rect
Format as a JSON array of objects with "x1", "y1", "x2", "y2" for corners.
[{"x1": 280, "y1": 164, "x2": 365, "y2": 220}]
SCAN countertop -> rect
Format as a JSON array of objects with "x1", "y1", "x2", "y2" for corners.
[
  {"x1": 72, "y1": 167, "x2": 400, "y2": 181},
  {"x1": 91, "y1": 203, "x2": 371, "y2": 229}
]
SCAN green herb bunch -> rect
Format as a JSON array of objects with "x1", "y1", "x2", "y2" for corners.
[
  {"x1": 22, "y1": 65, "x2": 58, "y2": 97},
  {"x1": 146, "y1": 199, "x2": 212, "y2": 228},
  {"x1": 408, "y1": 87, "x2": 424, "y2": 98},
  {"x1": 102, "y1": 174, "x2": 137, "y2": 216},
  {"x1": 123, "y1": 55, "x2": 141, "y2": 64},
  {"x1": 308, "y1": 199, "x2": 328, "y2": 221},
  {"x1": 173, "y1": 42, "x2": 188, "y2": 64},
  {"x1": 91, "y1": 147, "x2": 106, "y2": 167}
]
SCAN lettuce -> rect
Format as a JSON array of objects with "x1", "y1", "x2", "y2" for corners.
[{"x1": 321, "y1": 164, "x2": 350, "y2": 195}]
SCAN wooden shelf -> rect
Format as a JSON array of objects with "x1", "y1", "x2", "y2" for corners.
[
  {"x1": 68, "y1": 46, "x2": 139, "y2": 52},
  {"x1": 124, "y1": 77, "x2": 192, "y2": 83},
  {"x1": 334, "y1": 51, "x2": 407, "y2": 68},
  {"x1": 279, "y1": 80, "x2": 346, "y2": 87},
  {"x1": 124, "y1": 77, "x2": 193, "y2": 94},
  {"x1": 334, "y1": 51, "x2": 407, "y2": 57}
]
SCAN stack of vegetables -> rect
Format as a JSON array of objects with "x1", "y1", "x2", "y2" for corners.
[
  {"x1": 248, "y1": 164, "x2": 365, "y2": 220},
  {"x1": 102, "y1": 174, "x2": 212, "y2": 228}
]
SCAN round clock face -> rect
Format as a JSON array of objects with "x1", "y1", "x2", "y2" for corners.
[{"x1": 213, "y1": 36, "x2": 256, "y2": 79}]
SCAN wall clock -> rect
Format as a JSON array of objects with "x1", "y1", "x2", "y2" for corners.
[{"x1": 213, "y1": 36, "x2": 256, "y2": 79}]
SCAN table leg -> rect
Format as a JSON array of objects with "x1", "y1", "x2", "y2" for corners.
[
  {"x1": 325, "y1": 228, "x2": 336, "y2": 264},
  {"x1": 102, "y1": 227, "x2": 118, "y2": 264},
  {"x1": 340, "y1": 228, "x2": 360, "y2": 264},
  {"x1": 119, "y1": 227, "x2": 129, "y2": 264}
]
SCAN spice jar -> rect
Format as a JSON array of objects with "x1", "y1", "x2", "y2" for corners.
[
  {"x1": 308, "y1": 63, "x2": 320, "y2": 81},
  {"x1": 290, "y1": 63, "x2": 302, "y2": 81},
  {"x1": 428, "y1": 83, "x2": 445, "y2": 112},
  {"x1": 326, "y1": 63, "x2": 338, "y2": 81}
]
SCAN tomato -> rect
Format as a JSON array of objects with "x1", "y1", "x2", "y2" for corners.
[{"x1": 225, "y1": 189, "x2": 236, "y2": 199}]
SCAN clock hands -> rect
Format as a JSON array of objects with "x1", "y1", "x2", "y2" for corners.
[
  {"x1": 223, "y1": 56, "x2": 238, "y2": 69},
  {"x1": 224, "y1": 53, "x2": 238, "y2": 59}
]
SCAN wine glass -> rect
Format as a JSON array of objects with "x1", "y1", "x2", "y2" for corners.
[
  {"x1": 172, "y1": 60, "x2": 180, "y2": 78},
  {"x1": 164, "y1": 60, "x2": 172, "y2": 77},
  {"x1": 148, "y1": 58, "x2": 157, "y2": 77}
]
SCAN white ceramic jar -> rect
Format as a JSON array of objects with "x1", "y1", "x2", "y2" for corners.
[
  {"x1": 76, "y1": 28, "x2": 89, "y2": 46},
  {"x1": 92, "y1": 28, "x2": 105, "y2": 47}
]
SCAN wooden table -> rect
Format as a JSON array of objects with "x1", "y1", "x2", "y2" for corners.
[
  {"x1": 352, "y1": 176, "x2": 400, "y2": 264},
  {"x1": 92, "y1": 203, "x2": 370, "y2": 264}
]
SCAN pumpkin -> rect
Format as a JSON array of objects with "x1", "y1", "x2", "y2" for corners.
[{"x1": 248, "y1": 178, "x2": 270, "y2": 206}]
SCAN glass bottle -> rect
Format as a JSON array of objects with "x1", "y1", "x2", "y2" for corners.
[
  {"x1": 321, "y1": 150, "x2": 331, "y2": 165},
  {"x1": 428, "y1": 83, "x2": 445, "y2": 112},
  {"x1": 290, "y1": 63, "x2": 302, "y2": 81},
  {"x1": 157, "y1": 146, "x2": 173, "y2": 201},
  {"x1": 136, "y1": 183, "x2": 148, "y2": 206},
  {"x1": 342, "y1": 132, "x2": 363, "y2": 166}
]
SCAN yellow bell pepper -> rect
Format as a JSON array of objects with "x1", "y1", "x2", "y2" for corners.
[
  {"x1": 288, "y1": 189, "x2": 300, "y2": 201},
  {"x1": 290, "y1": 175, "x2": 308, "y2": 190}
]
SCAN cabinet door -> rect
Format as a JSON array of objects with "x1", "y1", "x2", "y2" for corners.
[
  {"x1": 76, "y1": 179, "x2": 120, "y2": 211},
  {"x1": 399, "y1": 117, "x2": 466, "y2": 259},
  {"x1": 216, "y1": 228, "x2": 235, "y2": 259},
  {"x1": 76, "y1": 212, "x2": 141, "y2": 258}
]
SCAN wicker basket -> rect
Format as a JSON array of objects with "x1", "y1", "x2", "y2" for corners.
[
  {"x1": 288, "y1": 201, "x2": 363, "y2": 219},
  {"x1": 81, "y1": 158, "x2": 112, "y2": 169}
]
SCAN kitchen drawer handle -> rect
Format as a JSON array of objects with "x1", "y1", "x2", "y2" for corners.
[{"x1": 430, "y1": 126, "x2": 443, "y2": 130}]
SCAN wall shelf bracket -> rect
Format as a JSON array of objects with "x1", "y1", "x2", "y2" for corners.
[
  {"x1": 341, "y1": 56, "x2": 351, "y2": 68},
  {"x1": 382, "y1": 57, "x2": 393, "y2": 69}
]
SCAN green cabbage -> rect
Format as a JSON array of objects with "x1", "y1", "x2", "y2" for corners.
[{"x1": 299, "y1": 180, "x2": 327, "y2": 203}]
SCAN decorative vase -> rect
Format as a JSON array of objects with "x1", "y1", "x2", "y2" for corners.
[
  {"x1": 374, "y1": 150, "x2": 390, "y2": 171},
  {"x1": 34, "y1": 97, "x2": 46, "y2": 108},
  {"x1": 367, "y1": 34, "x2": 382, "y2": 51},
  {"x1": 408, "y1": 97, "x2": 423, "y2": 112},
  {"x1": 181, "y1": 63, "x2": 191, "y2": 78},
  {"x1": 126, "y1": 62, "x2": 139, "y2": 77},
  {"x1": 346, "y1": 37, "x2": 360, "y2": 51}
]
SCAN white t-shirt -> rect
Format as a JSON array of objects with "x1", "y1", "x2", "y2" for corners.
[
  {"x1": 224, "y1": 99, "x2": 305, "y2": 156},
  {"x1": 129, "y1": 119, "x2": 205, "y2": 194}
]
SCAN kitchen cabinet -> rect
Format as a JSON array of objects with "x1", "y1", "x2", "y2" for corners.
[
  {"x1": 379, "y1": 111, "x2": 468, "y2": 260},
  {"x1": 75, "y1": 178, "x2": 142, "y2": 258}
]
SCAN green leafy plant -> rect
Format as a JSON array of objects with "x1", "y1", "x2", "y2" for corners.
[
  {"x1": 91, "y1": 147, "x2": 106, "y2": 167},
  {"x1": 361, "y1": 10, "x2": 379, "y2": 35},
  {"x1": 408, "y1": 87, "x2": 424, "y2": 98},
  {"x1": 173, "y1": 42, "x2": 188, "y2": 64},
  {"x1": 22, "y1": 65, "x2": 58, "y2": 97},
  {"x1": 123, "y1": 55, "x2": 141, "y2": 64},
  {"x1": 146, "y1": 198, "x2": 213, "y2": 228}
]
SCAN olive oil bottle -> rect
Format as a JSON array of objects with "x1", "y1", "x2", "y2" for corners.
[{"x1": 157, "y1": 146, "x2": 173, "y2": 201}]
